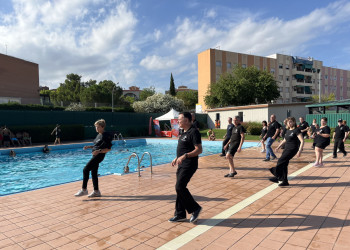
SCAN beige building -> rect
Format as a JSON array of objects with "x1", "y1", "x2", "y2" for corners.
[
  {"x1": 0, "y1": 53, "x2": 40, "y2": 104},
  {"x1": 206, "y1": 103, "x2": 310, "y2": 129},
  {"x1": 198, "y1": 49, "x2": 350, "y2": 110},
  {"x1": 123, "y1": 86, "x2": 141, "y2": 100}
]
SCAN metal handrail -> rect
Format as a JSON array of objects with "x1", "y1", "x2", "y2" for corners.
[
  {"x1": 124, "y1": 152, "x2": 141, "y2": 176},
  {"x1": 139, "y1": 152, "x2": 153, "y2": 174}
]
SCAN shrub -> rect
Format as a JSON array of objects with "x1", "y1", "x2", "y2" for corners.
[
  {"x1": 0, "y1": 102, "x2": 64, "y2": 111},
  {"x1": 133, "y1": 93, "x2": 184, "y2": 113},
  {"x1": 65, "y1": 103, "x2": 86, "y2": 111}
]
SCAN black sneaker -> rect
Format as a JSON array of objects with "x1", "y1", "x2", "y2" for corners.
[
  {"x1": 224, "y1": 173, "x2": 230, "y2": 177},
  {"x1": 269, "y1": 177, "x2": 279, "y2": 183},
  {"x1": 219, "y1": 154, "x2": 225, "y2": 157},
  {"x1": 189, "y1": 206, "x2": 202, "y2": 223},
  {"x1": 344, "y1": 152, "x2": 347, "y2": 157},
  {"x1": 228, "y1": 171, "x2": 237, "y2": 177},
  {"x1": 263, "y1": 158, "x2": 270, "y2": 161},
  {"x1": 271, "y1": 156, "x2": 277, "y2": 160},
  {"x1": 168, "y1": 216, "x2": 186, "y2": 222},
  {"x1": 278, "y1": 181, "x2": 289, "y2": 187},
  {"x1": 333, "y1": 156, "x2": 337, "y2": 159}
]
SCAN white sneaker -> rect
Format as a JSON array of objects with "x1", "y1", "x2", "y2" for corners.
[
  {"x1": 261, "y1": 149, "x2": 266, "y2": 153},
  {"x1": 88, "y1": 190, "x2": 101, "y2": 198},
  {"x1": 74, "y1": 189, "x2": 88, "y2": 196}
]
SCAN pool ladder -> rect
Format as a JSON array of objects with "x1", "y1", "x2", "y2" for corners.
[{"x1": 124, "y1": 152, "x2": 152, "y2": 177}]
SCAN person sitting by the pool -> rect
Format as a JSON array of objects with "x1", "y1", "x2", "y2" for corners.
[
  {"x1": 16, "y1": 131, "x2": 24, "y2": 146},
  {"x1": 9, "y1": 150, "x2": 16, "y2": 157},
  {"x1": 207, "y1": 128, "x2": 216, "y2": 141},
  {"x1": 10, "y1": 132, "x2": 21, "y2": 147},
  {"x1": 75, "y1": 119, "x2": 113, "y2": 198},
  {"x1": 43, "y1": 145, "x2": 50, "y2": 153},
  {"x1": 23, "y1": 131, "x2": 32, "y2": 146}
]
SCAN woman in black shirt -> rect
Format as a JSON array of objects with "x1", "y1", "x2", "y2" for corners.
[
  {"x1": 260, "y1": 121, "x2": 267, "y2": 153},
  {"x1": 269, "y1": 117, "x2": 304, "y2": 186},
  {"x1": 314, "y1": 117, "x2": 331, "y2": 167}
]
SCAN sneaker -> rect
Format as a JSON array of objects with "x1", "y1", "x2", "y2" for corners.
[
  {"x1": 88, "y1": 190, "x2": 101, "y2": 198},
  {"x1": 190, "y1": 206, "x2": 202, "y2": 223},
  {"x1": 271, "y1": 156, "x2": 277, "y2": 160},
  {"x1": 74, "y1": 189, "x2": 88, "y2": 196},
  {"x1": 333, "y1": 156, "x2": 337, "y2": 159},
  {"x1": 260, "y1": 149, "x2": 266, "y2": 153},
  {"x1": 228, "y1": 171, "x2": 237, "y2": 177},
  {"x1": 269, "y1": 177, "x2": 279, "y2": 183},
  {"x1": 313, "y1": 162, "x2": 319, "y2": 166},
  {"x1": 168, "y1": 216, "x2": 187, "y2": 222},
  {"x1": 278, "y1": 181, "x2": 289, "y2": 187},
  {"x1": 219, "y1": 154, "x2": 225, "y2": 157},
  {"x1": 263, "y1": 158, "x2": 270, "y2": 161},
  {"x1": 344, "y1": 152, "x2": 347, "y2": 157},
  {"x1": 224, "y1": 173, "x2": 230, "y2": 177}
]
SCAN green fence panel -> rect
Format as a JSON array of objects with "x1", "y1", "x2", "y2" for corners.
[
  {"x1": 0, "y1": 110, "x2": 208, "y2": 139},
  {"x1": 306, "y1": 113, "x2": 350, "y2": 128}
]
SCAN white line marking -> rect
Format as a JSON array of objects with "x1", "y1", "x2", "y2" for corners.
[{"x1": 158, "y1": 153, "x2": 332, "y2": 250}]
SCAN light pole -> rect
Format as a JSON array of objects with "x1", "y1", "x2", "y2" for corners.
[{"x1": 112, "y1": 82, "x2": 119, "y2": 112}]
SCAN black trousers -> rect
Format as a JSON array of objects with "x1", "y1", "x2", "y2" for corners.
[
  {"x1": 82, "y1": 153, "x2": 105, "y2": 190},
  {"x1": 175, "y1": 166, "x2": 200, "y2": 217},
  {"x1": 270, "y1": 148, "x2": 298, "y2": 183},
  {"x1": 222, "y1": 137, "x2": 230, "y2": 154},
  {"x1": 333, "y1": 139, "x2": 347, "y2": 157}
]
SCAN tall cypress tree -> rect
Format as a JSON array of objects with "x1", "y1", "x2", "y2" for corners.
[{"x1": 169, "y1": 73, "x2": 176, "y2": 96}]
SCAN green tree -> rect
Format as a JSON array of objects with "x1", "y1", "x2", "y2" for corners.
[
  {"x1": 205, "y1": 66, "x2": 280, "y2": 108},
  {"x1": 176, "y1": 90, "x2": 198, "y2": 110},
  {"x1": 140, "y1": 87, "x2": 156, "y2": 101},
  {"x1": 133, "y1": 93, "x2": 184, "y2": 113},
  {"x1": 50, "y1": 73, "x2": 84, "y2": 103},
  {"x1": 311, "y1": 93, "x2": 336, "y2": 103},
  {"x1": 169, "y1": 73, "x2": 176, "y2": 96}
]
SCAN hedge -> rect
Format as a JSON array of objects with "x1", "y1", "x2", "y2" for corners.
[
  {"x1": 8, "y1": 124, "x2": 85, "y2": 143},
  {"x1": 241, "y1": 122, "x2": 262, "y2": 135}
]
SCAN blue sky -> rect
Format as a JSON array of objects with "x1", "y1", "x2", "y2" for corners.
[{"x1": 1, "y1": 0, "x2": 350, "y2": 93}]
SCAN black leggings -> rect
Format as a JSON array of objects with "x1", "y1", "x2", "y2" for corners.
[
  {"x1": 333, "y1": 139, "x2": 347, "y2": 157},
  {"x1": 270, "y1": 148, "x2": 298, "y2": 182},
  {"x1": 82, "y1": 153, "x2": 105, "y2": 190}
]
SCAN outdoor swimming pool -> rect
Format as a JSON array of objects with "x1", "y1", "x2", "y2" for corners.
[{"x1": 0, "y1": 139, "x2": 258, "y2": 196}]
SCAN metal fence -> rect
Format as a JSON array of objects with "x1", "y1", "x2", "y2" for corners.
[{"x1": 306, "y1": 113, "x2": 350, "y2": 128}]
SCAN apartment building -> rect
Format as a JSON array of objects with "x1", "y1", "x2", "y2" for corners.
[
  {"x1": 198, "y1": 48, "x2": 350, "y2": 110},
  {"x1": 0, "y1": 53, "x2": 40, "y2": 104}
]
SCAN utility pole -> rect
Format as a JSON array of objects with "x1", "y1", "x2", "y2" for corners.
[
  {"x1": 318, "y1": 69, "x2": 321, "y2": 103},
  {"x1": 112, "y1": 82, "x2": 119, "y2": 112}
]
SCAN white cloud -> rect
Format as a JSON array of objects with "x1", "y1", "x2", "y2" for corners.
[
  {"x1": 139, "y1": 55, "x2": 178, "y2": 70},
  {"x1": 205, "y1": 9, "x2": 216, "y2": 18}
]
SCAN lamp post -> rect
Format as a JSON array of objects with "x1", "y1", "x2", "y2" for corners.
[{"x1": 112, "y1": 82, "x2": 119, "y2": 112}]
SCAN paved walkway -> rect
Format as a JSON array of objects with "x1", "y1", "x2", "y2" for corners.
[{"x1": 0, "y1": 142, "x2": 349, "y2": 249}]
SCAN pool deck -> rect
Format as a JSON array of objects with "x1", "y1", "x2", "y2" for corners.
[{"x1": 1, "y1": 141, "x2": 350, "y2": 249}]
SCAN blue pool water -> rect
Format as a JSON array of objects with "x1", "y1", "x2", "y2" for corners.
[{"x1": 0, "y1": 139, "x2": 258, "y2": 196}]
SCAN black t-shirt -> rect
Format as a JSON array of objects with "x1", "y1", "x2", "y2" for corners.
[
  {"x1": 261, "y1": 127, "x2": 267, "y2": 137},
  {"x1": 266, "y1": 121, "x2": 281, "y2": 138},
  {"x1": 92, "y1": 132, "x2": 113, "y2": 152},
  {"x1": 281, "y1": 126, "x2": 287, "y2": 138},
  {"x1": 56, "y1": 128, "x2": 62, "y2": 137},
  {"x1": 177, "y1": 126, "x2": 202, "y2": 167},
  {"x1": 192, "y1": 120, "x2": 200, "y2": 130},
  {"x1": 334, "y1": 125, "x2": 348, "y2": 139},
  {"x1": 315, "y1": 126, "x2": 331, "y2": 145},
  {"x1": 299, "y1": 121, "x2": 309, "y2": 135},
  {"x1": 284, "y1": 128, "x2": 301, "y2": 149},
  {"x1": 310, "y1": 124, "x2": 316, "y2": 134},
  {"x1": 226, "y1": 124, "x2": 234, "y2": 138},
  {"x1": 230, "y1": 124, "x2": 245, "y2": 144}
]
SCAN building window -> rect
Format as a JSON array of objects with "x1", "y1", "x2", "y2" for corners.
[
  {"x1": 334, "y1": 76, "x2": 337, "y2": 80},
  {"x1": 285, "y1": 87, "x2": 289, "y2": 92},
  {"x1": 279, "y1": 63, "x2": 283, "y2": 69},
  {"x1": 227, "y1": 62, "x2": 231, "y2": 69},
  {"x1": 270, "y1": 68, "x2": 275, "y2": 74},
  {"x1": 340, "y1": 77, "x2": 343, "y2": 82},
  {"x1": 285, "y1": 64, "x2": 289, "y2": 70},
  {"x1": 324, "y1": 75, "x2": 328, "y2": 80},
  {"x1": 279, "y1": 75, "x2": 283, "y2": 81},
  {"x1": 216, "y1": 60, "x2": 222, "y2": 67},
  {"x1": 286, "y1": 76, "x2": 289, "y2": 81},
  {"x1": 242, "y1": 64, "x2": 246, "y2": 68}
]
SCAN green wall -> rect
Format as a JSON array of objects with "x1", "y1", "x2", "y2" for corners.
[
  {"x1": 306, "y1": 113, "x2": 350, "y2": 128},
  {"x1": 0, "y1": 110, "x2": 208, "y2": 139}
]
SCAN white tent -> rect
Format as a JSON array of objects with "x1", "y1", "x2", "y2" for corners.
[{"x1": 155, "y1": 108, "x2": 179, "y2": 121}]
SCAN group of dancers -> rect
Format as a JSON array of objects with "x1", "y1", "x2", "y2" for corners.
[
  {"x1": 221, "y1": 114, "x2": 349, "y2": 187},
  {"x1": 74, "y1": 114, "x2": 348, "y2": 224}
]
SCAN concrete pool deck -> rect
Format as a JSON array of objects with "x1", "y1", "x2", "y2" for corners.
[{"x1": 0, "y1": 142, "x2": 349, "y2": 249}]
